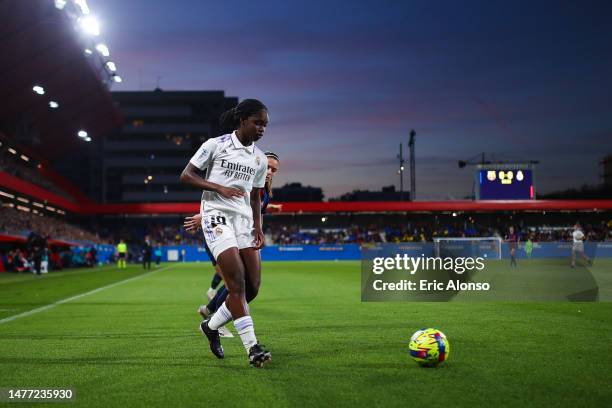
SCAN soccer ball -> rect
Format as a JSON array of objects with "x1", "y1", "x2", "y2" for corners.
[{"x1": 409, "y1": 328, "x2": 450, "y2": 367}]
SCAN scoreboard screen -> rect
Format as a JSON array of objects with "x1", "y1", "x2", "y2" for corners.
[{"x1": 478, "y1": 169, "x2": 534, "y2": 200}]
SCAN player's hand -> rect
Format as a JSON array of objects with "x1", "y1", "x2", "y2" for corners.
[
  {"x1": 253, "y1": 228, "x2": 265, "y2": 250},
  {"x1": 267, "y1": 203, "x2": 283, "y2": 213},
  {"x1": 217, "y1": 186, "x2": 246, "y2": 199},
  {"x1": 184, "y1": 214, "x2": 202, "y2": 233}
]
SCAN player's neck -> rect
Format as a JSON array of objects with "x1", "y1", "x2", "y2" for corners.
[{"x1": 235, "y1": 130, "x2": 253, "y2": 147}]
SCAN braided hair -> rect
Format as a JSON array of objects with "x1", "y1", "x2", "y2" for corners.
[{"x1": 219, "y1": 99, "x2": 268, "y2": 135}]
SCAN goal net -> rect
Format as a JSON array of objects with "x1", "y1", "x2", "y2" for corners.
[{"x1": 433, "y1": 237, "x2": 503, "y2": 260}]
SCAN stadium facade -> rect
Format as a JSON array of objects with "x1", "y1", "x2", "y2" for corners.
[{"x1": 82, "y1": 90, "x2": 237, "y2": 203}]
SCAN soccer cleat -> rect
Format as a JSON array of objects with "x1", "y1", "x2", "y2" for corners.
[
  {"x1": 197, "y1": 304, "x2": 211, "y2": 319},
  {"x1": 199, "y1": 320, "x2": 224, "y2": 359},
  {"x1": 218, "y1": 326, "x2": 234, "y2": 338},
  {"x1": 248, "y1": 344, "x2": 272, "y2": 368},
  {"x1": 206, "y1": 288, "x2": 217, "y2": 301}
]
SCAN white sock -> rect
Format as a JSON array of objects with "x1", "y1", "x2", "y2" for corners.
[
  {"x1": 234, "y1": 316, "x2": 257, "y2": 352},
  {"x1": 208, "y1": 302, "x2": 232, "y2": 330}
]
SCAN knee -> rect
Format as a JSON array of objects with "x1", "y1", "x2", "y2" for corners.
[
  {"x1": 246, "y1": 285, "x2": 259, "y2": 303},
  {"x1": 225, "y1": 276, "x2": 245, "y2": 294}
]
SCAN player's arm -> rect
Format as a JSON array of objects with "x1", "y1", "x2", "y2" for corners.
[
  {"x1": 180, "y1": 139, "x2": 244, "y2": 199},
  {"x1": 180, "y1": 163, "x2": 244, "y2": 198},
  {"x1": 251, "y1": 187, "x2": 265, "y2": 249}
]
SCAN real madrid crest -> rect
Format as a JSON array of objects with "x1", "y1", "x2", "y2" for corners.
[
  {"x1": 215, "y1": 227, "x2": 223, "y2": 235},
  {"x1": 256, "y1": 156, "x2": 261, "y2": 166}
]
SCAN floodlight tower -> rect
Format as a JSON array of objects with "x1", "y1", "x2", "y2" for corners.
[
  {"x1": 397, "y1": 143, "x2": 405, "y2": 200},
  {"x1": 409, "y1": 130, "x2": 416, "y2": 201}
]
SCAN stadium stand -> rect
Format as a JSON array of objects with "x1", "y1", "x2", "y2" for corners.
[
  {"x1": 0, "y1": 206, "x2": 104, "y2": 244},
  {"x1": 0, "y1": 145, "x2": 73, "y2": 200}
]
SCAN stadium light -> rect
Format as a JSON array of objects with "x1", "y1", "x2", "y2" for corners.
[
  {"x1": 20, "y1": 155, "x2": 29, "y2": 162},
  {"x1": 84, "y1": 48, "x2": 93, "y2": 55},
  {"x1": 84, "y1": 137, "x2": 92, "y2": 142},
  {"x1": 0, "y1": 191, "x2": 15, "y2": 199},
  {"x1": 106, "y1": 61, "x2": 117, "y2": 72},
  {"x1": 49, "y1": 101, "x2": 59, "y2": 109},
  {"x1": 32, "y1": 85, "x2": 45, "y2": 95},
  {"x1": 96, "y1": 43, "x2": 110, "y2": 57},
  {"x1": 78, "y1": 130, "x2": 88, "y2": 138},
  {"x1": 79, "y1": 16, "x2": 100, "y2": 36},
  {"x1": 112, "y1": 74, "x2": 122, "y2": 83},
  {"x1": 74, "y1": 0, "x2": 91, "y2": 15},
  {"x1": 8, "y1": 148, "x2": 17, "y2": 155},
  {"x1": 54, "y1": 0, "x2": 67, "y2": 10},
  {"x1": 321, "y1": 217, "x2": 327, "y2": 222},
  {"x1": 147, "y1": 175, "x2": 153, "y2": 180}
]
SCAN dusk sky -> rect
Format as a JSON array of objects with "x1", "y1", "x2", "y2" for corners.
[{"x1": 89, "y1": 0, "x2": 612, "y2": 199}]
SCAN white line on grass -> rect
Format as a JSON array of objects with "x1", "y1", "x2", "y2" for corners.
[{"x1": 0, "y1": 264, "x2": 176, "y2": 325}]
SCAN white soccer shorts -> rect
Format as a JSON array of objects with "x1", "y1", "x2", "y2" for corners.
[{"x1": 201, "y1": 210, "x2": 255, "y2": 260}]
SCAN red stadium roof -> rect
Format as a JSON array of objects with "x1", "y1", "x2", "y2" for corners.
[
  {"x1": 78, "y1": 199, "x2": 612, "y2": 215},
  {"x1": 4, "y1": 171, "x2": 612, "y2": 215}
]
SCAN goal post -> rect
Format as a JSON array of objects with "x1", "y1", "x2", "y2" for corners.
[{"x1": 433, "y1": 237, "x2": 503, "y2": 260}]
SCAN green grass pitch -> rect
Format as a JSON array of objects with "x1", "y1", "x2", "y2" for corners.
[{"x1": 1, "y1": 261, "x2": 611, "y2": 407}]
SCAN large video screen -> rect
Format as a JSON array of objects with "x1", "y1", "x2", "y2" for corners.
[{"x1": 478, "y1": 169, "x2": 534, "y2": 200}]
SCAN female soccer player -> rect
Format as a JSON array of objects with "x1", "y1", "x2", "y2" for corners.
[
  {"x1": 180, "y1": 99, "x2": 271, "y2": 367},
  {"x1": 185, "y1": 152, "x2": 281, "y2": 333}
]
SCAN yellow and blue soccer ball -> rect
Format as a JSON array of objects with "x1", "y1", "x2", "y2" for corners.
[{"x1": 409, "y1": 328, "x2": 450, "y2": 367}]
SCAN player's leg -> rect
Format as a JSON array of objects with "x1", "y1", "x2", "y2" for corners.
[
  {"x1": 240, "y1": 247, "x2": 261, "y2": 303},
  {"x1": 203, "y1": 240, "x2": 221, "y2": 299},
  {"x1": 579, "y1": 247, "x2": 592, "y2": 265},
  {"x1": 571, "y1": 247, "x2": 576, "y2": 267},
  {"x1": 199, "y1": 247, "x2": 244, "y2": 359},
  {"x1": 236, "y1": 247, "x2": 269, "y2": 366},
  {"x1": 208, "y1": 248, "x2": 264, "y2": 354},
  {"x1": 198, "y1": 286, "x2": 234, "y2": 337},
  {"x1": 208, "y1": 268, "x2": 222, "y2": 300},
  {"x1": 202, "y1": 248, "x2": 259, "y2": 339},
  {"x1": 211, "y1": 251, "x2": 267, "y2": 365}
]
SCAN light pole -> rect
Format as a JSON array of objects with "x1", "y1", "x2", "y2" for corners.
[
  {"x1": 409, "y1": 130, "x2": 416, "y2": 201},
  {"x1": 398, "y1": 143, "x2": 405, "y2": 200}
]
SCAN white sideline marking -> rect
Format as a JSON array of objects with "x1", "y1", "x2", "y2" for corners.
[{"x1": 0, "y1": 265, "x2": 175, "y2": 325}]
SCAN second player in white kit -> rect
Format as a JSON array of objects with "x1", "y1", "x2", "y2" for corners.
[{"x1": 180, "y1": 99, "x2": 272, "y2": 367}]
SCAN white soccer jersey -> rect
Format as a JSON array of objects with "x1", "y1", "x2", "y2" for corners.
[
  {"x1": 572, "y1": 229, "x2": 584, "y2": 243},
  {"x1": 189, "y1": 132, "x2": 267, "y2": 219}
]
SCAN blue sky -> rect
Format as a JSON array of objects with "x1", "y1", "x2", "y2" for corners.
[{"x1": 89, "y1": 0, "x2": 612, "y2": 199}]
